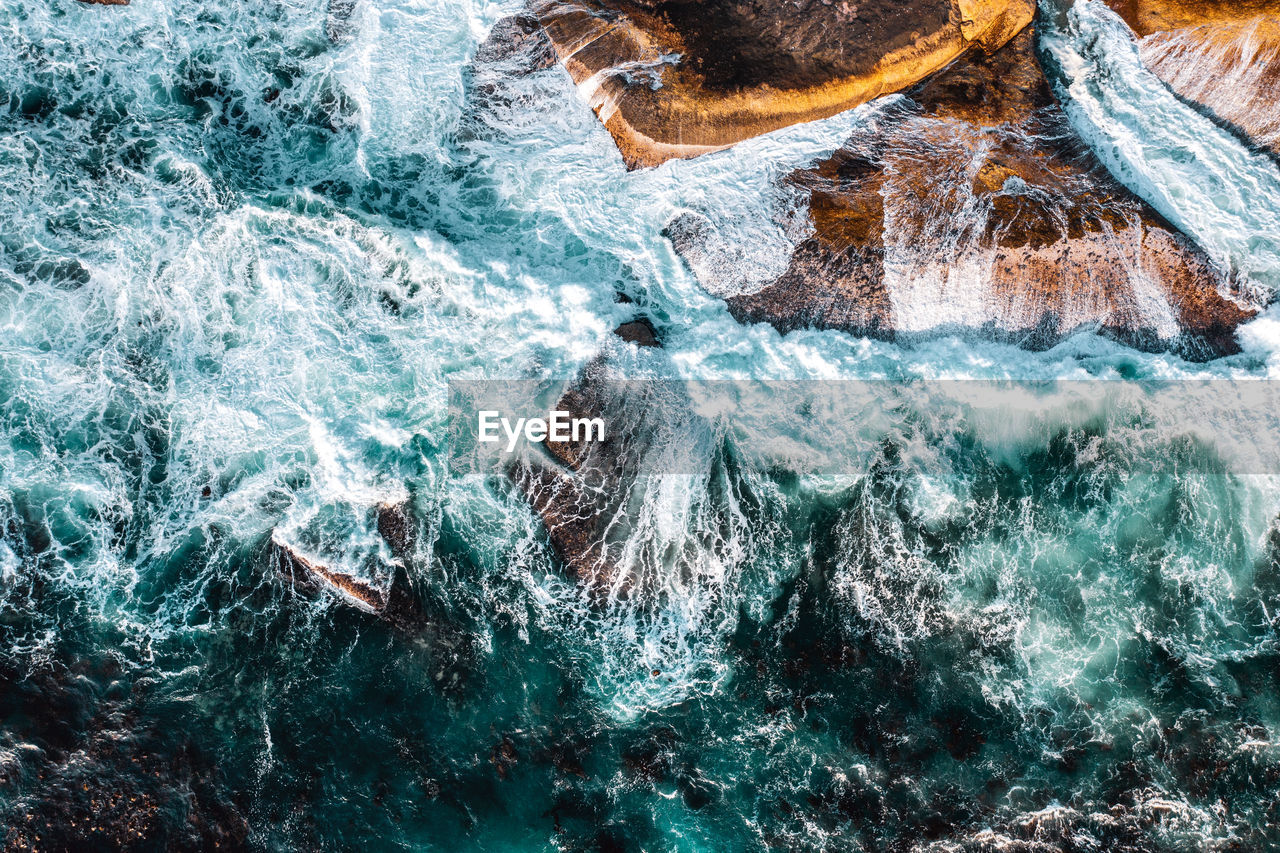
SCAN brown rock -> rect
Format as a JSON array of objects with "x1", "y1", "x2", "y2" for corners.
[
  {"x1": 528, "y1": 0, "x2": 1035, "y2": 167},
  {"x1": 511, "y1": 365, "x2": 634, "y2": 592},
  {"x1": 271, "y1": 536, "x2": 389, "y2": 613},
  {"x1": 1106, "y1": 0, "x2": 1280, "y2": 156},
  {"x1": 614, "y1": 316, "x2": 662, "y2": 347},
  {"x1": 681, "y1": 28, "x2": 1253, "y2": 357},
  {"x1": 76, "y1": 0, "x2": 130, "y2": 5},
  {"x1": 1104, "y1": 0, "x2": 1280, "y2": 36},
  {"x1": 376, "y1": 500, "x2": 415, "y2": 562}
]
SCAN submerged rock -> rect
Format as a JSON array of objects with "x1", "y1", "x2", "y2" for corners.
[
  {"x1": 325, "y1": 0, "x2": 360, "y2": 45},
  {"x1": 527, "y1": 0, "x2": 1035, "y2": 167},
  {"x1": 1107, "y1": 0, "x2": 1280, "y2": 156},
  {"x1": 0, "y1": 656, "x2": 247, "y2": 851},
  {"x1": 269, "y1": 512, "x2": 475, "y2": 691},
  {"x1": 675, "y1": 28, "x2": 1253, "y2": 357}
]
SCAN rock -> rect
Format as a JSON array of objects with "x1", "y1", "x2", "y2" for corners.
[
  {"x1": 376, "y1": 500, "x2": 415, "y2": 563},
  {"x1": 489, "y1": 736, "x2": 519, "y2": 780},
  {"x1": 75, "y1": 0, "x2": 129, "y2": 5},
  {"x1": 371, "y1": 501, "x2": 443, "y2": 635},
  {"x1": 270, "y1": 536, "x2": 389, "y2": 614},
  {"x1": 613, "y1": 316, "x2": 662, "y2": 348},
  {"x1": 270, "y1": 518, "x2": 476, "y2": 691},
  {"x1": 1104, "y1": 0, "x2": 1280, "y2": 36},
  {"x1": 325, "y1": 0, "x2": 360, "y2": 45},
  {"x1": 516, "y1": 459, "x2": 619, "y2": 589},
  {"x1": 1106, "y1": 0, "x2": 1280, "y2": 156},
  {"x1": 678, "y1": 28, "x2": 1254, "y2": 358},
  {"x1": 461, "y1": 14, "x2": 561, "y2": 147},
  {"x1": 511, "y1": 365, "x2": 632, "y2": 592},
  {"x1": 508, "y1": 361, "x2": 698, "y2": 596},
  {"x1": 474, "y1": 13, "x2": 558, "y2": 70},
  {"x1": 0, "y1": 658, "x2": 246, "y2": 851},
  {"x1": 528, "y1": 0, "x2": 1035, "y2": 168}
]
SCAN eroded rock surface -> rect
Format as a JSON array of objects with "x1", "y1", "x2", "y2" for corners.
[
  {"x1": 1107, "y1": 0, "x2": 1280, "y2": 156},
  {"x1": 269, "y1": 508, "x2": 476, "y2": 690},
  {"x1": 674, "y1": 28, "x2": 1253, "y2": 357},
  {"x1": 528, "y1": 0, "x2": 1035, "y2": 167}
]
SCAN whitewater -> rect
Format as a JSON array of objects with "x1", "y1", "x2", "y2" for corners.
[{"x1": 3, "y1": 0, "x2": 1280, "y2": 849}]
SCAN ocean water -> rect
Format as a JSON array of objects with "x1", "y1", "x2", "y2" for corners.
[{"x1": 2, "y1": 0, "x2": 1280, "y2": 849}]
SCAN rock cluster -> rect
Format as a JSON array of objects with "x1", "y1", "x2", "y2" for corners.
[{"x1": 671, "y1": 28, "x2": 1255, "y2": 356}]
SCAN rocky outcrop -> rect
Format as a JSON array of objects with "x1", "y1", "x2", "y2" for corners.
[
  {"x1": 272, "y1": 536, "x2": 389, "y2": 613},
  {"x1": 460, "y1": 13, "x2": 561, "y2": 148},
  {"x1": 527, "y1": 0, "x2": 1035, "y2": 167},
  {"x1": 614, "y1": 316, "x2": 662, "y2": 347},
  {"x1": 1105, "y1": 0, "x2": 1280, "y2": 35},
  {"x1": 513, "y1": 346, "x2": 667, "y2": 594},
  {"x1": 671, "y1": 28, "x2": 1254, "y2": 357},
  {"x1": 475, "y1": 12, "x2": 559, "y2": 70},
  {"x1": 269, "y1": 507, "x2": 475, "y2": 690},
  {"x1": 513, "y1": 366, "x2": 635, "y2": 593},
  {"x1": 1107, "y1": 0, "x2": 1280, "y2": 157}
]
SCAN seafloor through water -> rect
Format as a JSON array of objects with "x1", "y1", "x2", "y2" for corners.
[{"x1": 3, "y1": 0, "x2": 1280, "y2": 850}]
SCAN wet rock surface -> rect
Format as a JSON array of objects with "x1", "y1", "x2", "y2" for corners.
[
  {"x1": 273, "y1": 535, "x2": 389, "y2": 613},
  {"x1": 1107, "y1": 0, "x2": 1280, "y2": 157},
  {"x1": 325, "y1": 0, "x2": 360, "y2": 45},
  {"x1": 269, "y1": 503, "x2": 477, "y2": 691},
  {"x1": 613, "y1": 316, "x2": 661, "y2": 348},
  {"x1": 474, "y1": 13, "x2": 558, "y2": 70},
  {"x1": 512, "y1": 364, "x2": 636, "y2": 592},
  {"x1": 0, "y1": 655, "x2": 247, "y2": 851},
  {"x1": 677, "y1": 28, "x2": 1254, "y2": 357},
  {"x1": 527, "y1": 0, "x2": 1035, "y2": 167}
]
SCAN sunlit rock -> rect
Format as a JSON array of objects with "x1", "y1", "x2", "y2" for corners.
[
  {"x1": 672, "y1": 29, "x2": 1254, "y2": 357},
  {"x1": 527, "y1": 0, "x2": 1035, "y2": 167},
  {"x1": 1107, "y1": 0, "x2": 1280, "y2": 156}
]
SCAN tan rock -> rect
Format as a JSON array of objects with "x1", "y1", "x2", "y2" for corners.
[
  {"x1": 1106, "y1": 0, "x2": 1280, "y2": 156},
  {"x1": 529, "y1": 0, "x2": 1035, "y2": 167},
  {"x1": 271, "y1": 536, "x2": 388, "y2": 614},
  {"x1": 1105, "y1": 0, "x2": 1280, "y2": 35},
  {"x1": 511, "y1": 366, "x2": 633, "y2": 593}
]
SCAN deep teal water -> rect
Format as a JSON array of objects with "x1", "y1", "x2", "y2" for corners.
[{"x1": 3, "y1": 0, "x2": 1280, "y2": 849}]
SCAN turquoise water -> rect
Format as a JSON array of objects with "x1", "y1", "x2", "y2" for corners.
[{"x1": 3, "y1": 0, "x2": 1280, "y2": 848}]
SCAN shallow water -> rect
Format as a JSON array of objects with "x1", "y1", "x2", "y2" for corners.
[{"x1": 3, "y1": 0, "x2": 1280, "y2": 849}]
